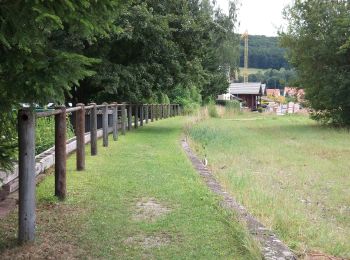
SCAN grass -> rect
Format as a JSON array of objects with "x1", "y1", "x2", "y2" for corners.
[
  {"x1": 187, "y1": 112, "x2": 350, "y2": 258},
  {"x1": 0, "y1": 117, "x2": 260, "y2": 259}
]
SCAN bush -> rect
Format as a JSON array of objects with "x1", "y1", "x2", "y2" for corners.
[
  {"x1": 36, "y1": 116, "x2": 75, "y2": 154},
  {"x1": 0, "y1": 110, "x2": 17, "y2": 172},
  {"x1": 170, "y1": 84, "x2": 202, "y2": 115}
]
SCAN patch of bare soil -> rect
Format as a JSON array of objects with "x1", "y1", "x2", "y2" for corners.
[
  {"x1": 124, "y1": 233, "x2": 171, "y2": 249},
  {"x1": 132, "y1": 198, "x2": 170, "y2": 222},
  {"x1": 0, "y1": 203, "x2": 87, "y2": 259}
]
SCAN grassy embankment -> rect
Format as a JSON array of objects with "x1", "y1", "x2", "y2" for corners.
[
  {"x1": 0, "y1": 117, "x2": 260, "y2": 259},
  {"x1": 188, "y1": 112, "x2": 350, "y2": 258}
]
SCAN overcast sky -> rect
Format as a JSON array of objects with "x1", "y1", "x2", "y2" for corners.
[{"x1": 216, "y1": 0, "x2": 293, "y2": 36}]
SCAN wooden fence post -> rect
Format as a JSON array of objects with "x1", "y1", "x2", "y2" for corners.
[
  {"x1": 55, "y1": 106, "x2": 67, "y2": 199},
  {"x1": 161, "y1": 104, "x2": 164, "y2": 119},
  {"x1": 18, "y1": 109, "x2": 36, "y2": 243},
  {"x1": 156, "y1": 104, "x2": 159, "y2": 121},
  {"x1": 145, "y1": 104, "x2": 149, "y2": 124},
  {"x1": 121, "y1": 103, "x2": 126, "y2": 135},
  {"x1": 128, "y1": 104, "x2": 132, "y2": 131},
  {"x1": 151, "y1": 104, "x2": 154, "y2": 122},
  {"x1": 112, "y1": 103, "x2": 118, "y2": 141},
  {"x1": 76, "y1": 103, "x2": 85, "y2": 171},
  {"x1": 140, "y1": 104, "x2": 144, "y2": 126},
  {"x1": 134, "y1": 104, "x2": 138, "y2": 129},
  {"x1": 102, "y1": 102, "x2": 108, "y2": 147},
  {"x1": 90, "y1": 103, "x2": 97, "y2": 156}
]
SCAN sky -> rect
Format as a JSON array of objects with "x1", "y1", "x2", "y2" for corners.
[{"x1": 216, "y1": 0, "x2": 293, "y2": 36}]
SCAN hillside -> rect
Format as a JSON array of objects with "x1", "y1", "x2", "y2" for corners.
[{"x1": 240, "y1": 35, "x2": 289, "y2": 69}]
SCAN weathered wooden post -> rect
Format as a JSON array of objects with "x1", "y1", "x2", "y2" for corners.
[
  {"x1": 155, "y1": 104, "x2": 159, "y2": 121},
  {"x1": 76, "y1": 103, "x2": 85, "y2": 171},
  {"x1": 134, "y1": 104, "x2": 139, "y2": 128},
  {"x1": 112, "y1": 102, "x2": 118, "y2": 141},
  {"x1": 102, "y1": 103, "x2": 108, "y2": 147},
  {"x1": 90, "y1": 103, "x2": 97, "y2": 156},
  {"x1": 121, "y1": 103, "x2": 126, "y2": 135},
  {"x1": 161, "y1": 104, "x2": 164, "y2": 119},
  {"x1": 151, "y1": 104, "x2": 154, "y2": 122},
  {"x1": 55, "y1": 106, "x2": 67, "y2": 200},
  {"x1": 140, "y1": 104, "x2": 144, "y2": 126},
  {"x1": 128, "y1": 104, "x2": 132, "y2": 131},
  {"x1": 145, "y1": 104, "x2": 149, "y2": 124},
  {"x1": 18, "y1": 108, "x2": 36, "y2": 243}
]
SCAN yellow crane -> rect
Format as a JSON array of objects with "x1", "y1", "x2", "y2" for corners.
[{"x1": 241, "y1": 31, "x2": 249, "y2": 84}]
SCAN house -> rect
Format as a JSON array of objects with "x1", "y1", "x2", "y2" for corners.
[{"x1": 228, "y1": 83, "x2": 266, "y2": 109}]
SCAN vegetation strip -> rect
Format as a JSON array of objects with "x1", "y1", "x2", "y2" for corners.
[
  {"x1": 0, "y1": 119, "x2": 260, "y2": 259},
  {"x1": 181, "y1": 139, "x2": 296, "y2": 260}
]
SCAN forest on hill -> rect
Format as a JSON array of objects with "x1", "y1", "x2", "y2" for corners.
[{"x1": 240, "y1": 35, "x2": 289, "y2": 69}]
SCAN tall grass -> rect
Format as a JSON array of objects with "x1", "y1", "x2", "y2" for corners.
[
  {"x1": 208, "y1": 103, "x2": 219, "y2": 118},
  {"x1": 188, "y1": 114, "x2": 350, "y2": 258}
]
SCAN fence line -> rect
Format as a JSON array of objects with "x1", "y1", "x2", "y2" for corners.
[{"x1": 17, "y1": 102, "x2": 181, "y2": 243}]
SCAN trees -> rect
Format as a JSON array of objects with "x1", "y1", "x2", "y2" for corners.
[
  {"x1": 280, "y1": 0, "x2": 350, "y2": 126},
  {"x1": 0, "y1": 0, "x2": 240, "y2": 170},
  {"x1": 74, "y1": 0, "x2": 240, "y2": 105},
  {"x1": 0, "y1": 0, "x2": 125, "y2": 170},
  {"x1": 239, "y1": 35, "x2": 289, "y2": 69}
]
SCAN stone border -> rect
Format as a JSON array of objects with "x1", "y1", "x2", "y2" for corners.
[{"x1": 182, "y1": 139, "x2": 297, "y2": 260}]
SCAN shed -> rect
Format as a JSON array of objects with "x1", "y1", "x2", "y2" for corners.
[{"x1": 229, "y1": 83, "x2": 266, "y2": 109}]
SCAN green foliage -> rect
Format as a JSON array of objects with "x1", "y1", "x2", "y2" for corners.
[
  {"x1": 75, "y1": 0, "x2": 240, "y2": 104},
  {"x1": 244, "y1": 67, "x2": 298, "y2": 89},
  {"x1": 170, "y1": 84, "x2": 201, "y2": 114},
  {"x1": 0, "y1": 0, "x2": 123, "y2": 105},
  {"x1": 0, "y1": 0, "x2": 125, "y2": 169},
  {"x1": 0, "y1": 110, "x2": 17, "y2": 172},
  {"x1": 0, "y1": 0, "x2": 241, "y2": 167},
  {"x1": 240, "y1": 35, "x2": 289, "y2": 69},
  {"x1": 35, "y1": 116, "x2": 75, "y2": 155},
  {"x1": 280, "y1": 0, "x2": 350, "y2": 126}
]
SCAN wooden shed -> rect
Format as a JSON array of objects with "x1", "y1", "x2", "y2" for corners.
[{"x1": 229, "y1": 83, "x2": 266, "y2": 110}]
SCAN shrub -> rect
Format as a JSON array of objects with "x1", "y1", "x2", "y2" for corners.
[
  {"x1": 0, "y1": 110, "x2": 17, "y2": 172},
  {"x1": 170, "y1": 84, "x2": 202, "y2": 115},
  {"x1": 36, "y1": 115, "x2": 75, "y2": 154}
]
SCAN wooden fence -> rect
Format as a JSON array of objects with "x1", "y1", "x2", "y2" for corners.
[{"x1": 17, "y1": 103, "x2": 181, "y2": 243}]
